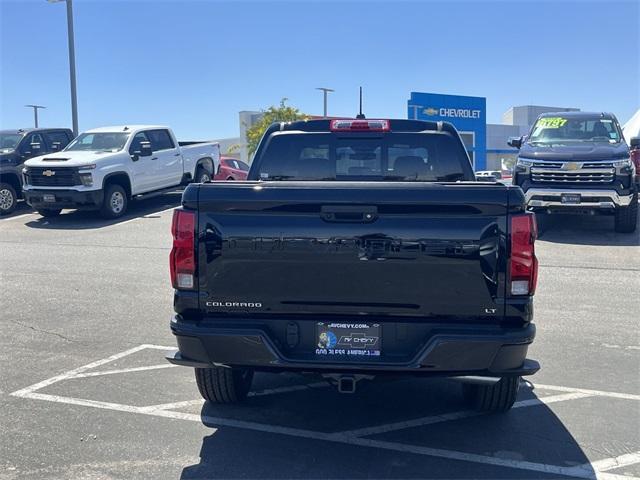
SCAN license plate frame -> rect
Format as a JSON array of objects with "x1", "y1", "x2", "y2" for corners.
[
  {"x1": 43, "y1": 194, "x2": 56, "y2": 203},
  {"x1": 315, "y1": 322, "x2": 381, "y2": 359},
  {"x1": 560, "y1": 193, "x2": 581, "y2": 204}
]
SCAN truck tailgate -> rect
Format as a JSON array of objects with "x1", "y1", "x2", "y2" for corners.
[{"x1": 193, "y1": 181, "x2": 513, "y2": 321}]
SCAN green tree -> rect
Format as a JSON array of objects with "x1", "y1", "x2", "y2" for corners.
[{"x1": 245, "y1": 98, "x2": 308, "y2": 157}]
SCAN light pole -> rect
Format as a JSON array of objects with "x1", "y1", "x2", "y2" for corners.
[
  {"x1": 315, "y1": 87, "x2": 334, "y2": 117},
  {"x1": 25, "y1": 105, "x2": 47, "y2": 128},
  {"x1": 48, "y1": 0, "x2": 78, "y2": 136}
]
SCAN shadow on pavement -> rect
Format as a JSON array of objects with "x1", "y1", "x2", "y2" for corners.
[
  {"x1": 0, "y1": 200, "x2": 33, "y2": 219},
  {"x1": 181, "y1": 378, "x2": 595, "y2": 479},
  {"x1": 536, "y1": 211, "x2": 640, "y2": 246},
  {"x1": 22, "y1": 190, "x2": 183, "y2": 230}
]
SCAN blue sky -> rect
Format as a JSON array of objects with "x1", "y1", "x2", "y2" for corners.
[{"x1": 1, "y1": 0, "x2": 638, "y2": 140}]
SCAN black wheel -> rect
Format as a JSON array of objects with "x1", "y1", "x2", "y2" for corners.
[
  {"x1": 0, "y1": 182, "x2": 17, "y2": 215},
  {"x1": 100, "y1": 183, "x2": 128, "y2": 219},
  {"x1": 195, "y1": 168, "x2": 212, "y2": 183},
  {"x1": 194, "y1": 366, "x2": 254, "y2": 404},
  {"x1": 37, "y1": 208, "x2": 62, "y2": 218},
  {"x1": 463, "y1": 376, "x2": 520, "y2": 413},
  {"x1": 614, "y1": 193, "x2": 638, "y2": 233}
]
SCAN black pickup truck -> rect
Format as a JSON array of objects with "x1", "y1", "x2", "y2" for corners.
[
  {"x1": 167, "y1": 118, "x2": 540, "y2": 413},
  {"x1": 0, "y1": 128, "x2": 74, "y2": 214},
  {"x1": 509, "y1": 112, "x2": 637, "y2": 233}
]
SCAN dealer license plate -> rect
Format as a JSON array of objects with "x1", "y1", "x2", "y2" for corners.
[
  {"x1": 43, "y1": 194, "x2": 56, "y2": 202},
  {"x1": 315, "y1": 322, "x2": 381, "y2": 358},
  {"x1": 561, "y1": 193, "x2": 581, "y2": 204}
]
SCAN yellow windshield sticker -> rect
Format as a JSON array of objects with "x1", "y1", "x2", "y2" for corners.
[{"x1": 537, "y1": 117, "x2": 568, "y2": 128}]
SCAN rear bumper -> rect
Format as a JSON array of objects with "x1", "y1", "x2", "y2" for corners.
[
  {"x1": 168, "y1": 315, "x2": 539, "y2": 377},
  {"x1": 23, "y1": 188, "x2": 103, "y2": 210},
  {"x1": 524, "y1": 188, "x2": 634, "y2": 210}
]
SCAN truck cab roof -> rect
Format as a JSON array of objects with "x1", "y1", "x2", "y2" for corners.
[
  {"x1": 537, "y1": 111, "x2": 616, "y2": 120},
  {"x1": 84, "y1": 125, "x2": 170, "y2": 134},
  {"x1": 0, "y1": 127, "x2": 71, "y2": 135}
]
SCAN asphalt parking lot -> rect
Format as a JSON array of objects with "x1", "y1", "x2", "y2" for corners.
[{"x1": 1, "y1": 194, "x2": 639, "y2": 480}]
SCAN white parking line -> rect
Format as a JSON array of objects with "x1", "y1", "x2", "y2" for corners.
[
  {"x1": 13, "y1": 388, "x2": 637, "y2": 480},
  {"x1": 10, "y1": 344, "x2": 152, "y2": 397},
  {"x1": 10, "y1": 345, "x2": 640, "y2": 480},
  {"x1": 0, "y1": 212, "x2": 37, "y2": 222},
  {"x1": 338, "y1": 391, "x2": 593, "y2": 438},
  {"x1": 534, "y1": 383, "x2": 640, "y2": 402},
  {"x1": 72, "y1": 364, "x2": 177, "y2": 378},
  {"x1": 590, "y1": 451, "x2": 640, "y2": 472},
  {"x1": 102, "y1": 206, "x2": 177, "y2": 228},
  {"x1": 141, "y1": 382, "x2": 331, "y2": 412}
]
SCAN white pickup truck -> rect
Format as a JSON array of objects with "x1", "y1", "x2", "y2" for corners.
[{"x1": 22, "y1": 125, "x2": 219, "y2": 218}]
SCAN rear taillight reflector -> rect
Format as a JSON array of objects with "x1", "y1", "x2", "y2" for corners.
[
  {"x1": 170, "y1": 209, "x2": 196, "y2": 289},
  {"x1": 329, "y1": 119, "x2": 390, "y2": 132},
  {"x1": 509, "y1": 213, "x2": 538, "y2": 296}
]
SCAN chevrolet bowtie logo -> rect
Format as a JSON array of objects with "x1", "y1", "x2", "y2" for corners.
[
  {"x1": 424, "y1": 107, "x2": 439, "y2": 116},
  {"x1": 562, "y1": 162, "x2": 582, "y2": 171},
  {"x1": 42, "y1": 170, "x2": 56, "y2": 177}
]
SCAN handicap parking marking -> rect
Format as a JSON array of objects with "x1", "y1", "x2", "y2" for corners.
[{"x1": 10, "y1": 344, "x2": 640, "y2": 480}]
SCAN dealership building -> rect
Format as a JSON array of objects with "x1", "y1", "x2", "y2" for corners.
[
  {"x1": 407, "y1": 92, "x2": 579, "y2": 171},
  {"x1": 220, "y1": 94, "x2": 580, "y2": 170}
]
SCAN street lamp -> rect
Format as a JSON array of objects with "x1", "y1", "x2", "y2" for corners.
[
  {"x1": 315, "y1": 87, "x2": 334, "y2": 117},
  {"x1": 25, "y1": 105, "x2": 47, "y2": 128},
  {"x1": 47, "y1": 0, "x2": 78, "y2": 136}
]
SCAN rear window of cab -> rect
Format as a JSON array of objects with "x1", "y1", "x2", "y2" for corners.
[{"x1": 255, "y1": 132, "x2": 473, "y2": 182}]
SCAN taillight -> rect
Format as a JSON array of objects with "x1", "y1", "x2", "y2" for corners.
[
  {"x1": 170, "y1": 209, "x2": 196, "y2": 289},
  {"x1": 330, "y1": 119, "x2": 390, "y2": 132},
  {"x1": 509, "y1": 213, "x2": 538, "y2": 296}
]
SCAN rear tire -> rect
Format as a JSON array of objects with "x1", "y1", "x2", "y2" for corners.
[
  {"x1": 0, "y1": 182, "x2": 17, "y2": 215},
  {"x1": 37, "y1": 208, "x2": 61, "y2": 218},
  {"x1": 195, "y1": 366, "x2": 254, "y2": 404},
  {"x1": 195, "y1": 167, "x2": 211, "y2": 183},
  {"x1": 100, "y1": 184, "x2": 128, "y2": 219},
  {"x1": 463, "y1": 376, "x2": 520, "y2": 413},
  {"x1": 614, "y1": 193, "x2": 638, "y2": 233}
]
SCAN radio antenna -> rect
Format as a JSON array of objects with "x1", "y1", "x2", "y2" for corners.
[{"x1": 356, "y1": 86, "x2": 365, "y2": 119}]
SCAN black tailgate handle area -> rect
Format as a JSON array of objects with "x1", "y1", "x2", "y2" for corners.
[{"x1": 321, "y1": 205, "x2": 378, "y2": 223}]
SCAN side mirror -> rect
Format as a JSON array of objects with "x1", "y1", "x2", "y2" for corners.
[
  {"x1": 630, "y1": 137, "x2": 640, "y2": 149},
  {"x1": 132, "y1": 141, "x2": 153, "y2": 159},
  {"x1": 50, "y1": 142, "x2": 62, "y2": 152},
  {"x1": 507, "y1": 136, "x2": 522, "y2": 149},
  {"x1": 22, "y1": 142, "x2": 42, "y2": 157}
]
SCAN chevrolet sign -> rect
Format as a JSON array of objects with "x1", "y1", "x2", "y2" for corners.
[
  {"x1": 422, "y1": 107, "x2": 481, "y2": 119},
  {"x1": 42, "y1": 170, "x2": 56, "y2": 177}
]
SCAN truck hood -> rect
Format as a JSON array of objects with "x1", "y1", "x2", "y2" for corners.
[
  {"x1": 519, "y1": 141, "x2": 630, "y2": 161},
  {"x1": 24, "y1": 150, "x2": 123, "y2": 168}
]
